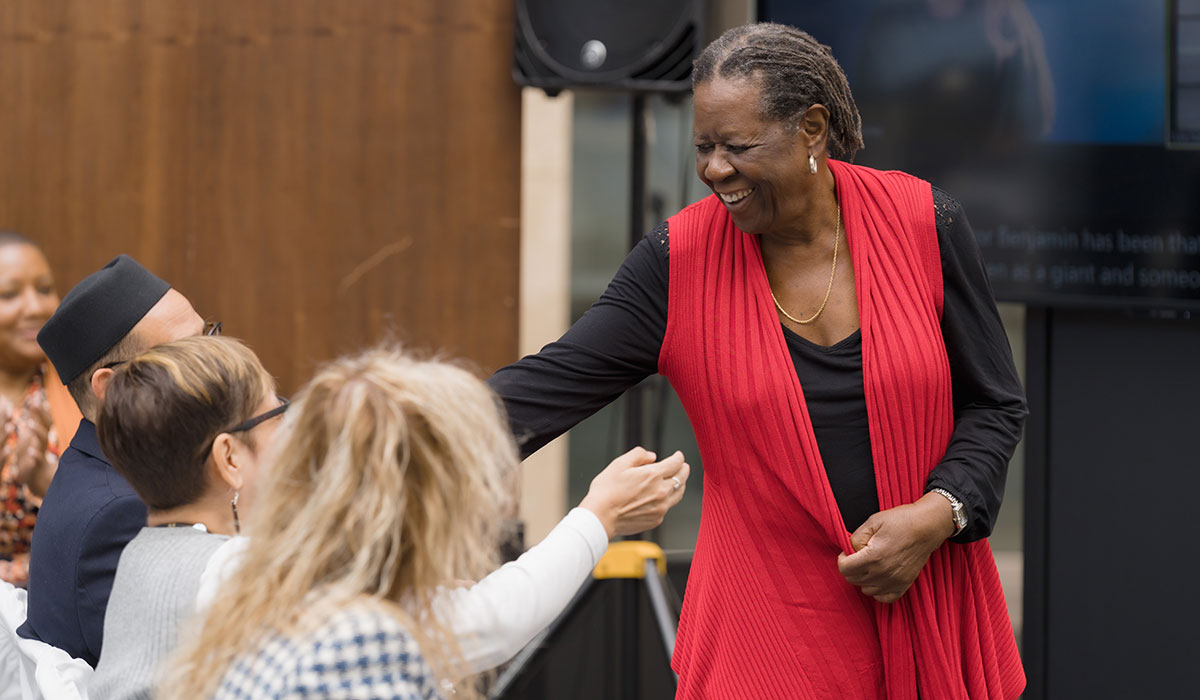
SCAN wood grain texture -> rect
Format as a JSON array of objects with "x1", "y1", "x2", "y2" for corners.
[{"x1": 0, "y1": 0, "x2": 521, "y2": 392}]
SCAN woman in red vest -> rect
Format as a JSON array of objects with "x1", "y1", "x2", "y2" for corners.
[{"x1": 490, "y1": 22, "x2": 1026, "y2": 700}]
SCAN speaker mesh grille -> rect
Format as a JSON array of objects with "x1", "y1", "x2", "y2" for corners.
[{"x1": 513, "y1": 0, "x2": 702, "y2": 93}]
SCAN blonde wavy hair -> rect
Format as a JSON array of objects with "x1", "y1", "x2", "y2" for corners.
[{"x1": 160, "y1": 347, "x2": 518, "y2": 700}]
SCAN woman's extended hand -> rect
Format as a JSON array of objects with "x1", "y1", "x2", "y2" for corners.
[
  {"x1": 836, "y1": 492, "x2": 956, "y2": 603},
  {"x1": 579, "y1": 447, "x2": 690, "y2": 538}
]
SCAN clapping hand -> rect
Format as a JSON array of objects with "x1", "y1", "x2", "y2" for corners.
[{"x1": 4, "y1": 396, "x2": 55, "y2": 499}]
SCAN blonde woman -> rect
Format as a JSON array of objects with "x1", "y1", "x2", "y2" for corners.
[
  {"x1": 90, "y1": 335, "x2": 285, "y2": 699},
  {"x1": 163, "y1": 347, "x2": 689, "y2": 700}
]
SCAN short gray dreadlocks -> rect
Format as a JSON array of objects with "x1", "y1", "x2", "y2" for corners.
[{"x1": 693, "y1": 22, "x2": 865, "y2": 160}]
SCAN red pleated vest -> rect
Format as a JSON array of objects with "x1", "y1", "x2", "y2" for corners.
[{"x1": 659, "y1": 160, "x2": 1024, "y2": 699}]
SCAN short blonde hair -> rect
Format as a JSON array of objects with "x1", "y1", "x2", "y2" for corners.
[{"x1": 161, "y1": 347, "x2": 517, "y2": 700}]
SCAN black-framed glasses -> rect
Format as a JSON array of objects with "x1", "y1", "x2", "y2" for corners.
[
  {"x1": 102, "y1": 320, "x2": 222, "y2": 371},
  {"x1": 226, "y1": 395, "x2": 290, "y2": 434}
]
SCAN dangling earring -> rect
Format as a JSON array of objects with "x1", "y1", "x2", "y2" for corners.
[
  {"x1": 809, "y1": 153, "x2": 818, "y2": 175},
  {"x1": 231, "y1": 491, "x2": 240, "y2": 535}
]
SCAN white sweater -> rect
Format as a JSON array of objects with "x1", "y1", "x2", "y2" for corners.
[{"x1": 197, "y1": 507, "x2": 609, "y2": 674}]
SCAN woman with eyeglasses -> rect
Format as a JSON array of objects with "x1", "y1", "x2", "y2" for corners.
[
  {"x1": 89, "y1": 335, "x2": 286, "y2": 700},
  {"x1": 158, "y1": 346, "x2": 688, "y2": 700},
  {"x1": 92, "y1": 338, "x2": 688, "y2": 699}
]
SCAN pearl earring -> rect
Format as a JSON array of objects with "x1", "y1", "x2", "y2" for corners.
[{"x1": 809, "y1": 153, "x2": 818, "y2": 175}]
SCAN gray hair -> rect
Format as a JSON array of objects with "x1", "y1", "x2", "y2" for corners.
[{"x1": 693, "y1": 22, "x2": 864, "y2": 160}]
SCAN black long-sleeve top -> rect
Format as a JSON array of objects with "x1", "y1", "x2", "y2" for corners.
[{"x1": 488, "y1": 188, "x2": 1027, "y2": 542}]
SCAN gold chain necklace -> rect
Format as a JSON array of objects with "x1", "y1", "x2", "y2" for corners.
[{"x1": 770, "y1": 203, "x2": 841, "y2": 325}]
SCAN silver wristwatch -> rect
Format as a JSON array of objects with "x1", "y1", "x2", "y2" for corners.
[{"x1": 930, "y1": 488, "x2": 967, "y2": 537}]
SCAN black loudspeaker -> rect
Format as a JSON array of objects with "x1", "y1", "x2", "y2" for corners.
[{"x1": 513, "y1": 0, "x2": 704, "y2": 94}]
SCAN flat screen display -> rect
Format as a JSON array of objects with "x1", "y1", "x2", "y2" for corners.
[
  {"x1": 760, "y1": 0, "x2": 1200, "y2": 311},
  {"x1": 1174, "y1": 0, "x2": 1200, "y2": 144}
]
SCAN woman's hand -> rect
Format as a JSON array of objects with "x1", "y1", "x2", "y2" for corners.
[
  {"x1": 579, "y1": 447, "x2": 690, "y2": 538},
  {"x1": 9, "y1": 399, "x2": 55, "y2": 499},
  {"x1": 836, "y1": 492, "x2": 956, "y2": 603}
]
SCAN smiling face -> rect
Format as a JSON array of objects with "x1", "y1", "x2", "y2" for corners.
[
  {"x1": 0, "y1": 243, "x2": 59, "y2": 371},
  {"x1": 693, "y1": 76, "x2": 825, "y2": 237}
]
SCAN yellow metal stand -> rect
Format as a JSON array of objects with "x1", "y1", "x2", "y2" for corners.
[
  {"x1": 493, "y1": 538, "x2": 681, "y2": 697},
  {"x1": 593, "y1": 540, "x2": 667, "y2": 579}
]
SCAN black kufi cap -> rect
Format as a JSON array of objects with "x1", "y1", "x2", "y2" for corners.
[{"x1": 38, "y1": 254, "x2": 170, "y2": 383}]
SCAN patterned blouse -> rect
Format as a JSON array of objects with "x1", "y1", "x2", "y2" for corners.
[
  {"x1": 0, "y1": 369, "x2": 61, "y2": 586},
  {"x1": 213, "y1": 600, "x2": 446, "y2": 700}
]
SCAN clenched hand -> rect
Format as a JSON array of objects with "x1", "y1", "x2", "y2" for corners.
[{"x1": 836, "y1": 492, "x2": 956, "y2": 603}]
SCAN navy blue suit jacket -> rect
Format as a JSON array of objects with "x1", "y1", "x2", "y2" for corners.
[{"x1": 17, "y1": 419, "x2": 147, "y2": 667}]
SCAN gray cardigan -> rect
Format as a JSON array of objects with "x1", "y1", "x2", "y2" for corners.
[{"x1": 90, "y1": 525, "x2": 228, "y2": 700}]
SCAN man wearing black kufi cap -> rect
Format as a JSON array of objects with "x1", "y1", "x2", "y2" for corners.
[{"x1": 18, "y1": 255, "x2": 206, "y2": 666}]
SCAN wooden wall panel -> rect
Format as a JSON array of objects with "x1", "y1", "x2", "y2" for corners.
[{"x1": 0, "y1": 0, "x2": 521, "y2": 393}]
